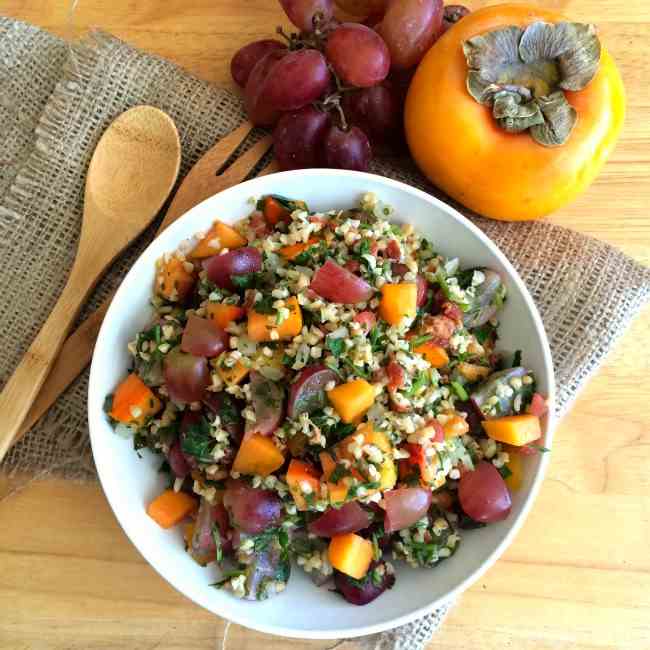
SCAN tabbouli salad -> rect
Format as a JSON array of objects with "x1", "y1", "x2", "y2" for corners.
[{"x1": 105, "y1": 192, "x2": 549, "y2": 605}]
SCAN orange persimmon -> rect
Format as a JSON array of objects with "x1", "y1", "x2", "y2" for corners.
[
  {"x1": 247, "y1": 296, "x2": 302, "y2": 342},
  {"x1": 191, "y1": 221, "x2": 246, "y2": 258},
  {"x1": 206, "y1": 302, "x2": 245, "y2": 330},
  {"x1": 232, "y1": 433, "x2": 284, "y2": 476},
  {"x1": 147, "y1": 490, "x2": 198, "y2": 529},
  {"x1": 482, "y1": 414, "x2": 542, "y2": 446},
  {"x1": 155, "y1": 256, "x2": 195, "y2": 302},
  {"x1": 328, "y1": 533, "x2": 373, "y2": 579},
  {"x1": 405, "y1": 4, "x2": 625, "y2": 221},
  {"x1": 413, "y1": 341, "x2": 449, "y2": 368},
  {"x1": 286, "y1": 459, "x2": 322, "y2": 510},
  {"x1": 379, "y1": 283, "x2": 417, "y2": 325},
  {"x1": 326, "y1": 379, "x2": 375, "y2": 423},
  {"x1": 110, "y1": 373, "x2": 161, "y2": 425},
  {"x1": 279, "y1": 238, "x2": 319, "y2": 261}
]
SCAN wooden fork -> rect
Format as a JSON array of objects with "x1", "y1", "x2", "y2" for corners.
[{"x1": 11, "y1": 120, "x2": 275, "y2": 450}]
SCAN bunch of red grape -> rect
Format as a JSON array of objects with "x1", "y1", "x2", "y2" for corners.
[{"x1": 231, "y1": 0, "x2": 469, "y2": 172}]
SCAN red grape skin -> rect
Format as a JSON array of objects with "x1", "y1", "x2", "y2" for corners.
[
  {"x1": 264, "y1": 49, "x2": 331, "y2": 111},
  {"x1": 342, "y1": 83, "x2": 401, "y2": 145},
  {"x1": 458, "y1": 461, "x2": 512, "y2": 523},
  {"x1": 377, "y1": 0, "x2": 444, "y2": 69},
  {"x1": 325, "y1": 23, "x2": 390, "y2": 88},
  {"x1": 323, "y1": 125, "x2": 371, "y2": 171},
  {"x1": 274, "y1": 106, "x2": 331, "y2": 170},
  {"x1": 279, "y1": 0, "x2": 334, "y2": 32},
  {"x1": 231, "y1": 39, "x2": 286, "y2": 87},
  {"x1": 244, "y1": 49, "x2": 286, "y2": 126}
]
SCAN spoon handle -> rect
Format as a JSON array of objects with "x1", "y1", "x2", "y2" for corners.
[{"x1": 0, "y1": 262, "x2": 93, "y2": 461}]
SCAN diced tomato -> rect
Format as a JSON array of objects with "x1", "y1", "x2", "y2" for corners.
[
  {"x1": 430, "y1": 419, "x2": 445, "y2": 443},
  {"x1": 354, "y1": 310, "x2": 376, "y2": 333},
  {"x1": 386, "y1": 359, "x2": 405, "y2": 391},
  {"x1": 263, "y1": 196, "x2": 291, "y2": 225},
  {"x1": 527, "y1": 393, "x2": 548, "y2": 418},
  {"x1": 344, "y1": 259, "x2": 361, "y2": 274},
  {"x1": 386, "y1": 239, "x2": 401, "y2": 260}
]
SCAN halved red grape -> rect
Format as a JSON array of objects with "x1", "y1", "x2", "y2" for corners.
[
  {"x1": 325, "y1": 23, "x2": 390, "y2": 87},
  {"x1": 223, "y1": 479, "x2": 283, "y2": 534},
  {"x1": 203, "y1": 392, "x2": 244, "y2": 443},
  {"x1": 163, "y1": 347, "x2": 210, "y2": 403},
  {"x1": 231, "y1": 39, "x2": 287, "y2": 87},
  {"x1": 190, "y1": 497, "x2": 232, "y2": 563},
  {"x1": 335, "y1": 560, "x2": 395, "y2": 605},
  {"x1": 458, "y1": 461, "x2": 512, "y2": 523},
  {"x1": 416, "y1": 274, "x2": 428, "y2": 307},
  {"x1": 308, "y1": 502, "x2": 371, "y2": 537},
  {"x1": 383, "y1": 487, "x2": 432, "y2": 532},
  {"x1": 264, "y1": 49, "x2": 330, "y2": 111},
  {"x1": 246, "y1": 371, "x2": 285, "y2": 436},
  {"x1": 273, "y1": 105, "x2": 330, "y2": 170},
  {"x1": 311, "y1": 259, "x2": 374, "y2": 304},
  {"x1": 166, "y1": 438, "x2": 191, "y2": 479},
  {"x1": 377, "y1": 0, "x2": 443, "y2": 69},
  {"x1": 203, "y1": 247, "x2": 262, "y2": 290},
  {"x1": 244, "y1": 49, "x2": 286, "y2": 126},
  {"x1": 280, "y1": 0, "x2": 334, "y2": 32},
  {"x1": 323, "y1": 125, "x2": 371, "y2": 172},
  {"x1": 342, "y1": 82, "x2": 401, "y2": 145},
  {"x1": 288, "y1": 364, "x2": 338, "y2": 418},
  {"x1": 181, "y1": 314, "x2": 228, "y2": 358}
]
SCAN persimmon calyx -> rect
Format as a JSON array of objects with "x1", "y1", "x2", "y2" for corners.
[{"x1": 463, "y1": 21, "x2": 601, "y2": 147}]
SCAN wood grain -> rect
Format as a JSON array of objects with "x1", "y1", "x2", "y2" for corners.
[
  {"x1": 1, "y1": 1, "x2": 649, "y2": 649},
  {"x1": 0, "y1": 105, "x2": 181, "y2": 461}
]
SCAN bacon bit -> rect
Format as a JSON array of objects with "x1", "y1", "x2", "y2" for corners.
[
  {"x1": 386, "y1": 239, "x2": 401, "y2": 260},
  {"x1": 354, "y1": 310, "x2": 376, "y2": 333},
  {"x1": 391, "y1": 262, "x2": 409, "y2": 277},
  {"x1": 344, "y1": 259, "x2": 361, "y2": 274},
  {"x1": 421, "y1": 313, "x2": 457, "y2": 347},
  {"x1": 370, "y1": 240, "x2": 380, "y2": 256},
  {"x1": 429, "y1": 419, "x2": 445, "y2": 443},
  {"x1": 386, "y1": 359, "x2": 405, "y2": 391},
  {"x1": 389, "y1": 391, "x2": 411, "y2": 413},
  {"x1": 308, "y1": 214, "x2": 327, "y2": 224},
  {"x1": 442, "y1": 301, "x2": 463, "y2": 326},
  {"x1": 305, "y1": 288, "x2": 318, "y2": 301}
]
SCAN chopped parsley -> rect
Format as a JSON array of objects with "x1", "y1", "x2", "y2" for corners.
[
  {"x1": 254, "y1": 294, "x2": 276, "y2": 315},
  {"x1": 231, "y1": 272, "x2": 263, "y2": 290},
  {"x1": 369, "y1": 324, "x2": 387, "y2": 353},
  {"x1": 450, "y1": 381, "x2": 469, "y2": 401},
  {"x1": 498, "y1": 465, "x2": 513, "y2": 480},
  {"x1": 326, "y1": 337, "x2": 346, "y2": 357},
  {"x1": 329, "y1": 462, "x2": 352, "y2": 484},
  {"x1": 181, "y1": 416, "x2": 215, "y2": 463}
]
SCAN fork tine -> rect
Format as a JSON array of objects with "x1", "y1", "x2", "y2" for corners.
[
  {"x1": 219, "y1": 134, "x2": 274, "y2": 185},
  {"x1": 160, "y1": 121, "x2": 254, "y2": 229}
]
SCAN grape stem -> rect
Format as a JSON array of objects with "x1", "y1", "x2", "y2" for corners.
[{"x1": 319, "y1": 93, "x2": 348, "y2": 131}]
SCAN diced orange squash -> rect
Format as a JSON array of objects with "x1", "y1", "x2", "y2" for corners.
[
  {"x1": 263, "y1": 196, "x2": 291, "y2": 225},
  {"x1": 326, "y1": 379, "x2": 375, "y2": 423},
  {"x1": 232, "y1": 433, "x2": 284, "y2": 476},
  {"x1": 247, "y1": 296, "x2": 302, "y2": 342},
  {"x1": 191, "y1": 221, "x2": 247, "y2": 258},
  {"x1": 319, "y1": 451, "x2": 351, "y2": 504},
  {"x1": 443, "y1": 414, "x2": 470, "y2": 439},
  {"x1": 413, "y1": 341, "x2": 449, "y2": 368},
  {"x1": 216, "y1": 357, "x2": 250, "y2": 386},
  {"x1": 279, "y1": 238, "x2": 319, "y2": 261},
  {"x1": 206, "y1": 302, "x2": 245, "y2": 330},
  {"x1": 147, "y1": 490, "x2": 198, "y2": 529},
  {"x1": 504, "y1": 451, "x2": 524, "y2": 491},
  {"x1": 379, "y1": 283, "x2": 417, "y2": 325},
  {"x1": 482, "y1": 414, "x2": 542, "y2": 446},
  {"x1": 328, "y1": 533, "x2": 373, "y2": 580},
  {"x1": 110, "y1": 373, "x2": 161, "y2": 426},
  {"x1": 155, "y1": 256, "x2": 196, "y2": 302},
  {"x1": 286, "y1": 459, "x2": 322, "y2": 510}
]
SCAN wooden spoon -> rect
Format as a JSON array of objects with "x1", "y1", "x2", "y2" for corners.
[{"x1": 0, "y1": 105, "x2": 181, "y2": 461}]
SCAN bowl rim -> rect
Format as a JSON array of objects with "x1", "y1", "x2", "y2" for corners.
[{"x1": 88, "y1": 168, "x2": 556, "y2": 639}]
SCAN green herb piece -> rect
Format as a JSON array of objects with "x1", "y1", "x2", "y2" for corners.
[
  {"x1": 103, "y1": 394, "x2": 114, "y2": 415},
  {"x1": 329, "y1": 462, "x2": 352, "y2": 484},
  {"x1": 254, "y1": 294, "x2": 276, "y2": 315},
  {"x1": 451, "y1": 381, "x2": 469, "y2": 401},
  {"x1": 498, "y1": 465, "x2": 513, "y2": 480},
  {"x1": 474, "y1": 322, "x2": 496, "y2": 345},
  {"x1": 231, "y1": 272, "x2": 263, "y2": 290},
  {"x1": 369, "y1": 325, "x2": 387, "y2": 353},
  {"x1": 327, "y1": 337, "x2": 346, "y2": 357},
  {"x1": 406, "y1": 370, "x2": 429, "y2": 397},
  {"x1": 410, "y1": 334, "x2": 433, "y2": 349},
  {"x1": 342, "y1": 357, "x2": 371, "y2": 379},
  {"x1": 218, "y1": 394, "x2": 241, "y2": 429},
  {"x1": 252, "y1": 528, "x2": 282, "y2": 553},
  {"x1": 181, "y1": 416, "x2": 215, "y2": 463},
  {"x1": 212, "y1": 524, "x2": 223, "y2": 563},
  {"x1": 211, "y1": 568, "x2": 245, "y2": 588},
  {"x1": 527, "y1": 443, "x2": 550, "y2": 453}
]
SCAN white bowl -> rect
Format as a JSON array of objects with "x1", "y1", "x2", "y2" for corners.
[{"x1": 88, "y1": 169, "x2": 555, "y2": 639}]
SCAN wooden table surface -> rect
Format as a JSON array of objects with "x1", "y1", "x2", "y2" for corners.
[{"x1": 1, "y1": 1, "x2": 649, "y2": 649}]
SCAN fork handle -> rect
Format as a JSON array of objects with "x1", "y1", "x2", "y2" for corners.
[{"x1": 0, "y1": 262, "x2": 93, "y2": 461}]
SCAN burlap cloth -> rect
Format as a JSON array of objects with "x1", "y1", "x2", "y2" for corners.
[{"x1": 1, "y1": 17, "x2": 649, "y2": 649}]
